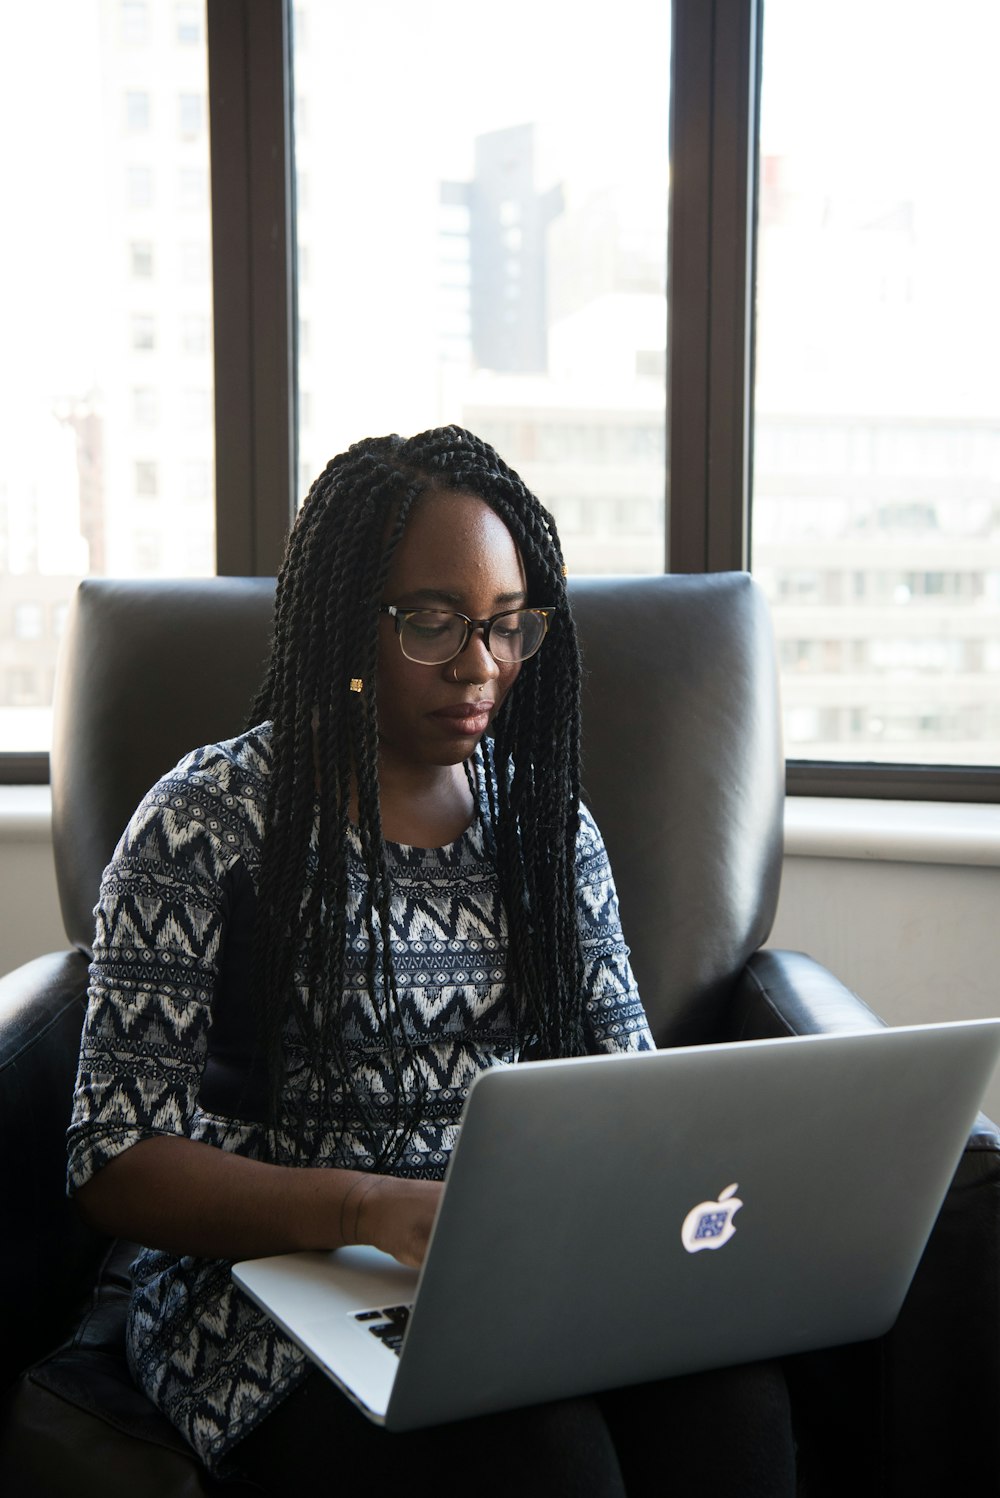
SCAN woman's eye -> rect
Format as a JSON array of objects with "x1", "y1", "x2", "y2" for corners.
[{"x1": 409, "y1": 613, "x2": 455, "y2": 638}]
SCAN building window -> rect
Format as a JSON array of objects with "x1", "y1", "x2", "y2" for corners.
[
  {"x1": 178, "y1": 92, "x2": 203, "y2": 140},
  {"x1": 132, "y1": 387, "x2": 158, "y2": 426},
  {"x1": 178, "y1": 167, "x2": 207, "y2": 210},
  {"x1": 121, "y1": 0, "x2": 149, "y2": 46},
  {"x1": 13, "y1": 603, "x2": 44, "y2": 641},
  {"x1": 133, "y1": 532, "x2": 162, "y2": 571},
  {"x1": 125, "y1": 90, "x2": 150, "y2": 133},
  {"x1": 126, "y1": 165, "x2": 154, "y2": 209},
  {"x1": 175, "y1": 1, "x2": 201, "y2": 45},
  {"x1": 181, "y1": 388, "x2": 211, "y2": 428},
  {"x1": 180, "y1": 314, "x2": 210, "y2": 355},
  {"x1": 135, "y1": 460, "x2": 158, "y2": 496},
  {"x1": 130, "y1": 240, "x2": 154, "y2": 278},
  {"x1": 131, "y1": 313, "x2": 156, "y2": 351},
  {"x1": 183, "y1": 460, "x2": 211, "y2": 501},
  {"x1": 179, "y1": 241, "x2": 209, "y2": 283}
]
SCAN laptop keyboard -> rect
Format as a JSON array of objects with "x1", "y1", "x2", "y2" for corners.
[{"x1": 352, "y1": 1303, "x2": 412, "y2": 1356}]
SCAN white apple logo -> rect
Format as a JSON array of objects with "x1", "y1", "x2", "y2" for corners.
[{"x1": 680, "y1": 1183, "x2": 743, "y2": 1254}]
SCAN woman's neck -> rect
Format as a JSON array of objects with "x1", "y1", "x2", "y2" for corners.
[{"x1": 361, "y1": 758, "x2": 476, "y2": 849}]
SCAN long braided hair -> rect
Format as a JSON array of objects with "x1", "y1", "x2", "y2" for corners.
[{"x1": 248, "y1": 425, "x2": 585, "y2": 1168}]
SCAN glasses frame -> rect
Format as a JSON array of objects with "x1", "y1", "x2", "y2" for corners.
[{"x1": 379, "y1": 604, "x2": 555, "y2": 666}]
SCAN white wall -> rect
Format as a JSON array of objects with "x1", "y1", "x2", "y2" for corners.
[
  {"x1": 0, "y1": 788, "x2": 65, "y2": 971},
  {"x1": 3, "y1": 791, "x2": 999, "y2": 1120},
  {"x1": 769, "y1": 799, "x2": 1000, "y2": 1122}
]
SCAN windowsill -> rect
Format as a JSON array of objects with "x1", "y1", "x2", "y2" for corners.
[
  {"x1": 784, "y1": 797, "x2": 1000, "y2": 868},
  {"x1": 0, "y1": 785, "x2": 54, "y2": 841},
  {"x1": 3, "y1": 786, "x2": 1000, "y2": 867}
]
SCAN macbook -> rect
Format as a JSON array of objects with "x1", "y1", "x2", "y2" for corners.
[{"x1": 233, "y1": 1019, "x2": 1000, "y2": 1430}]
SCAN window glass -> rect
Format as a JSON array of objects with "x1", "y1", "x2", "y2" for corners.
[
  {"x1": 754, "y1": 0, "x2": 1000, "y2": 766},
  {"x1": 291, "y1": 0, "x2": 670, "y2": 575},
  {"x1": 0, "y1": 1, "x2": 215, "y2": 755}
]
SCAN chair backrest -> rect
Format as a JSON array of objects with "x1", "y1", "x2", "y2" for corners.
[{"x1": 50, "y1": 572, "x2": 783, "y2": 1045}]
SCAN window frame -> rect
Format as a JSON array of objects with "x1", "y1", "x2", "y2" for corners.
[
  {"x1": 5, "y1": 0, "x2": 997, "y2": 800},
  {"x1": 667, "y1": 0, "x2": 999, "y2": 802}
]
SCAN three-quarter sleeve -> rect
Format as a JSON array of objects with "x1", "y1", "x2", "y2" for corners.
[
  {"x1": 575, "y1": 803, "x2": 654, "y2": 1053},
  {"x1": 67, "y1": 782, "x2": 240, "y2": 1194}
]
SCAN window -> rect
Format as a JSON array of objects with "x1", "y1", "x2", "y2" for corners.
[
  {"x1": 130, "y1": 240, "x2": 154, "y2": 278},
  {"x1": 126, "y1": 164, "x2": 154, "y2": 209},
  {"x1": 120, "y1": 1, "x2": 149, "y2": 46},
  {"x1": 135, "y1": 460, "x2": 158, "y2": 497},
  {"x1": 178, "y1": 91, "x2": 203, "y2": 140},
  {"x1": 179, "y1": 240, "x2": 209, "y2": 283},
  {"x1": 132, "y1": 388, "x2": 158, "y2": 427},
  {"x1": 178, "y1": 167, "x2": 207, "y2": 210},
  {"x1": 131, "y1": 314, "x2": 155, "y2": 351},
  {"x1": 124, "y1": 90, "x2": 150, "y2": 132},
  {"x1": 0, "y1": 1, "x2": 214, "y2": 758},
  {"x1": 5, "y1": 0, "x2": 998, "y2": 798},
  {"x1": 13, "y1": 603, "x2": 44, "y2": 642},
  {"x1": 183, "y1": 460, "x2": 211, "y2": 502},
  {"x1": 176, "y1": 2, "x2": 201, "y2": 46},
  {"x1": 181, "y1": 388, "x2": 211, "y2": 428},
  {"x1": 180, "y1": 313, "x2": 210, "y2": 355},
  {"x1": 291, "y1": 0, "x2": 670, "y2": 575},
  {"x1": 753, "y1": 0, "x2": 1000, "y2": 769}
]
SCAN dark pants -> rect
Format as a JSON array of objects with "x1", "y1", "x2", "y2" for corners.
[{"x1": 226, "y1": 1360, "x2": 796, "y2": 1497}]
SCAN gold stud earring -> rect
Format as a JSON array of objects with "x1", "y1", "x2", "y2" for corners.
[{"x1": 349, "y1": 677, "x2": 363, "y2": 694}]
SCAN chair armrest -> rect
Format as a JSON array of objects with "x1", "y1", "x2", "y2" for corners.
[
  {"x1": 734, "y1": 947, "x2": 1000, "y2": 1147},
  {"x1": 730, "y1": 947, "x2": 886, "y2": 1041},
  {"x1": 0, "y1": 951, "x2": 107, "y2": 1388},
  {"x1": 0, "y1": 951, "x2": 91, "y2": 1040}
]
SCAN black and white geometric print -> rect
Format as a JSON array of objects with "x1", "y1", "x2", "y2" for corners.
[{"x1": 68, "y1": 725, "x2": 652, "y2": 1468}]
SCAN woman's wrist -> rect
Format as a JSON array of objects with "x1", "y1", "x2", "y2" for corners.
[{"x1": 338, "y1": 1171, "x2": 383, "y2": 1249}]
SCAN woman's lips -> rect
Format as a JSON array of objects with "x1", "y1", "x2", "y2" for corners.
[{"x1": 430, "y1": 701, "x2": 494, "y2": 736}]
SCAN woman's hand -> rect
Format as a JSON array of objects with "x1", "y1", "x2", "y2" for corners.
[
  {"x1": 344, "y1": 1173, "x2": 444, "y2": 1268},
  {"x1": 76, "y1": 1134, "x2": 444, "y2": 1268}
]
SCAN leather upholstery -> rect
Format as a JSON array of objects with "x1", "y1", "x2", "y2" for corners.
[
  {"x1": 1, "y1": 572, "x2": 997, "y2": 1496},
  {"x1": 50, "y1": 576, "x2": 276, "y2": 956},
  {"x1": 571, "y1": 573, "x2": 784, "y2": 1045}
]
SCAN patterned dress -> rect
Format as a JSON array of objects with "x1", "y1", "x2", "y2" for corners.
[{"x1": 67, "y1": 725, "x2": 652, "y2": 1468}]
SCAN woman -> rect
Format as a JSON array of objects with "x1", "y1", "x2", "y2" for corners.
[{"x1": 69, "y1": 427, "x2": 794, "y2": 1494}]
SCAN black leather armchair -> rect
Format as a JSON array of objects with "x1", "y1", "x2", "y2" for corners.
[{"x1": 2, "y1": 573, "x2": 998, "y2": 1495}]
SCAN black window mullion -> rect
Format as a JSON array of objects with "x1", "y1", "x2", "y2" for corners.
[
  {"x1": 207, "y1": 0, "x2": 297, "y2": 578},
  {"x1": 668, "y1": 0, "x2": 760, "y2": 575}
]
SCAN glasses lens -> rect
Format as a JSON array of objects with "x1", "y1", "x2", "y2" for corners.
[
  {"x1": 398, "y1": 611, "x2": 467, "y2": 664},
  {"x1": 489, "y1": 609, "x2": 548, "y2": 663}
]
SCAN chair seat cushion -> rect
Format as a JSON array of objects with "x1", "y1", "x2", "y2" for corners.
[{"x1": 0, "y1": 1240, "x2": 263, "y2": 1497}]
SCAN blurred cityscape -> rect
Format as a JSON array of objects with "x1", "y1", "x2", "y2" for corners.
[{"x1": 2, "y1": 0, "x2": 998, "y2": 764}]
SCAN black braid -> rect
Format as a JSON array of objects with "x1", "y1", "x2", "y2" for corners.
[{"x1": 249, "y1": 426, "x2": 585, "y2": 1166}]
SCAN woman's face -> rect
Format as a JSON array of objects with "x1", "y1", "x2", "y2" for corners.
[{"x1": 375, "y1": 489, "x2": 527, "y2": 773}]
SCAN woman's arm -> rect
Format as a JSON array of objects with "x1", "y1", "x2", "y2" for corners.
[
  {"x1": 76, "y1": 1134, "x2": 443, "y2": 1269},
  {"x1": 72, "y1": 762, "x2": 443, "y2": 1269}
]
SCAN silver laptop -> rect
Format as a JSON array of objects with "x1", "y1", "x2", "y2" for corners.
[{"x1": 233, "y1": 1019, "x2": 1000, "y2": 1431}]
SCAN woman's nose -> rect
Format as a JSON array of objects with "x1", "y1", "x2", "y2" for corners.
[{"x1": 452, "y1": 628, "x2": 500, "y2": 683}]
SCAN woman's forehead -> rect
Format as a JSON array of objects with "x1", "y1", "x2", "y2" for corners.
[{"x1": 387, "y1": 490, "x2": 526, "y2": 595}]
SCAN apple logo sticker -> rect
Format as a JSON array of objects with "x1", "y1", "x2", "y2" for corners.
[{"x1": 681, "y1": 1183, "x2": 744, "y2": 1254}]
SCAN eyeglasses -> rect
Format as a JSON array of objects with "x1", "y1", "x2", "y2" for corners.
[{"x1": 379, "y1": 605, "x2": 554, "y2": 666}]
